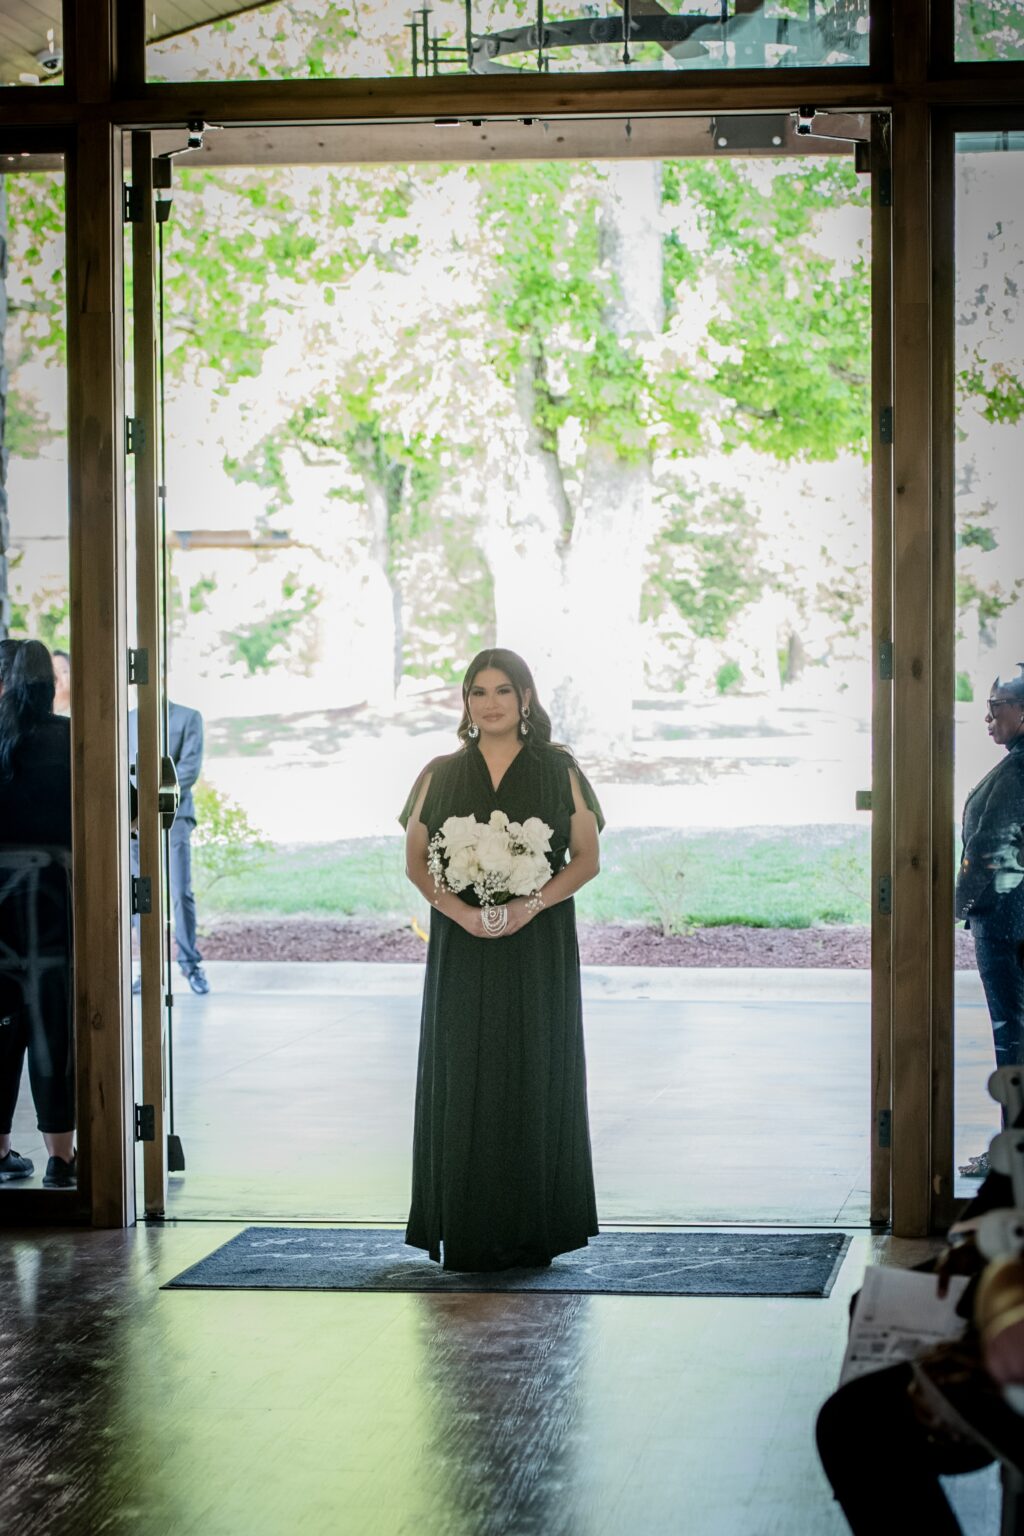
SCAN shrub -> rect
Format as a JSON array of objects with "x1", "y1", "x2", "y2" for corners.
[{"x1": 191, "y1": 779, "x2": 271, "y2": 902}]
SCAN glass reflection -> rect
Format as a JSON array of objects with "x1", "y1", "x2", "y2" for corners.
[
  {"x1": 0, "y1": 163, "x2": 73, "y2": 1192},
  {"x1": 147, "y1": 0, "x2": 869, "y2": 83},
  {"x1": 956, "y1": 2, "x2": 1024, "y2": 62},
  {"x1": 0, "y1": 16, "x2": 64, "y2": 89},
  {"x1": 954, "y1": 133, "x2": 1024, "y2": 1189}
]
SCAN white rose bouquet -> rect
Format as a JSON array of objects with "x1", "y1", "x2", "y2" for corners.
[{"x1": 427, "y1": 810, "x2": 554, "y2": 933}]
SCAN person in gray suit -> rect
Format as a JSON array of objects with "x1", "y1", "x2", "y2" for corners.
[
  {"x1": 128, "y1": 700, "x2": 210, "y2": 996},
  {"x1": 955, "y1": 662, "x2": 1024, "y2": 1175}
]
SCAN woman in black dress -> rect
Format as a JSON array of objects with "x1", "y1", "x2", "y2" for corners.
[
  {"x1": 400, "y1": 649, "x2": 603, "y2": 1271},
  {"x1": 0, "y1": 640, "x2": 75, "y2": 1188}
]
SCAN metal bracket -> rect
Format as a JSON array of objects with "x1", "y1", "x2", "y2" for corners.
[
  {"x1": 879, "y1": 640, "x2": 894, "y2": 682},
  {"x1": 135, "y1": 1103, "x2": 155, "y2": 1142},
  {"x1": 879, "y1": 406, "x2": 893, "y2": 445},
  {"x1": 878, "y1": 168, "x2": 893, "y2": 208},
  {"x1": 132, "y1": 876, "x2": 152, "y2": 916},
  {"x1": 877, "y1": 876, "x2": 893, "y2": 916},
  {"x1": 126, "y1": 416, "x2": 146, "y2": 455},
  {"x1": 128, "y1": 648, "x2": 149, "y2": 685},
  {"x1": 123, "y1": 182, "x2": 145, "y2": 224},
  {"x1": 877, "y1": 1108, "x2": 892, "y2": 1150}
]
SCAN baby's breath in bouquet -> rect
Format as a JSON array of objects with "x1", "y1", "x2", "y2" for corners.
[{"x1": 427, "y1": 809, "x2": 554, "y2": 912}]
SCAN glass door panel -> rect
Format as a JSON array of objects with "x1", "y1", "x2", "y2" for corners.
[
  {"x1": 0, "y1": 153, "x2": 77, "y2": 1201},
  {"x1": 142, "y1": 122, "x2": 882, "y2": 1227},
  {"x1": 145, "y1": 0, "x2": 871, "y2": 83},
  {"x1": 953, "y1": 130, "x2": 1024, "y2": 1191}
]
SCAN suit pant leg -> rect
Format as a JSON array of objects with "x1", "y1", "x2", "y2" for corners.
[{"x1": 169, "y1": 820, "x2": 202, "y2": 970}]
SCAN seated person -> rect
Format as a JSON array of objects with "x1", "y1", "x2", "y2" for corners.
[
  {"x1": 817, "y1": 1163, "x2": 1024, "y2": 1535},
  {"x1": 0, "y1": 640, "x2": 75, "y2": 1189}
]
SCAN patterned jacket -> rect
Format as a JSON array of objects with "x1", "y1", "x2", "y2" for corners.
[{"x1": 955, "y1": 737, "x2": 1024, "y2": 922}]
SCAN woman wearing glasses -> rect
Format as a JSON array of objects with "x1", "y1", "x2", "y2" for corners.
[{"x1": 955, "y1": 663, "x2": 1024, "y2": 1175}]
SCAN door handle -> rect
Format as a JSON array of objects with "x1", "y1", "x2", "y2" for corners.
[{"x1": 158, "y1": 755, "x2": 180, "y2": 831}]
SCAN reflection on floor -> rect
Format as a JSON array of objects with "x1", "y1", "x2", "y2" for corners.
[
  {"x1": 0, "y1": 1224, "x2": 1000, "y2": 1536},
  {"x1": 9, "y1": 962, "x2": 999, "y2": 1223}
]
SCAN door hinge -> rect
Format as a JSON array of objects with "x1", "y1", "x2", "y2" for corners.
[
  {"x1": 124, "y1": 182, "x2": 145, "y2": 224},
  {"x1": 878, "y1": 640, "x2": 894, "y2": 681},
  {"x1": 877, "y1": 876, "x2": 892, "y2": 916},
  {"x1": 877, "y1": 168, "x2": 892, "y2": 208},
  {"x1": 876, "y1": 1108, "x2": 892, "y2": 1150},
  {"x1": 128, "y1": 647, "x2": 149, "y2": 685},
  {"x1": 132, "y1": 876, "x2": 152, "y2": 916},
  {"x1": 879, "y1": 406, "x2": 893, "y2": 445},
  {"x1": 126, "y1": 416, "x2": 146, "y2": 455},
  {"x1": 855, "y1": 789, "x2": 873, "y2": 812},
  {"x1": 135, "y1": 1103, "x2": 156, "y2": 1142}
]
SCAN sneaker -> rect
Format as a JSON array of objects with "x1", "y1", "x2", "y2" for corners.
[
  {"x1": 42, "y1": 1154, "x2": 77, "y2": 1189},
  {"x1": 183, "y1": 965, "x2": 210, "y2": 996},
  {"x1": 959, "y1": 1152, "x2": 989, "y2": 1178},
  {"x1": 0, "y1": 1150, "x2": 34, "y2": 1182}
]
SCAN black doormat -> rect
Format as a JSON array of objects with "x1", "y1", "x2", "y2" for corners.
[{"x1": 165, "y1": 1228, "x2": 851, "y2": 1298}]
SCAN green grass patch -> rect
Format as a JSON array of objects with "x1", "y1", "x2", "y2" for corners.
[{"x1": 198, "y1": 825, "x2": 870, "y2": 931}]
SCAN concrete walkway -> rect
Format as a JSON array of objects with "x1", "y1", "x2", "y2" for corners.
[{"x1": 9, "y1": 966, "x2": 995, "y2": 1224}]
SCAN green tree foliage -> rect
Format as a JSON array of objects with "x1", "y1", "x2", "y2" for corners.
[
  {"x1": 956, "y1": 1, "x2": 1024, "y2": 60},
  {"x1": 191, "y1": 779, "x2": 270, "y2": 901},
  {"x1": 223, "y1": 572, "x2": 320, "y2": 674},
  {"x1": 663, "y1": 159, "x2": 871, "y2": 462}
]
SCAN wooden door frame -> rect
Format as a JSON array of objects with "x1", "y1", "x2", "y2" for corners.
[{"x1": 4, "y1": 0, "x2": 1024, "y2": 1231}]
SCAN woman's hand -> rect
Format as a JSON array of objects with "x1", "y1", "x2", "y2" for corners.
[
  {"x1": 457, "y1": 899, "x2": 539, "y2": 938},
  {"x1": 498, "y1": 898, "x2": 539, "y2": 937}
]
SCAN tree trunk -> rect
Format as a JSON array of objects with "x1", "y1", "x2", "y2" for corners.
[
  {"x1": 353, "y1": 468, "x2": 400, "y2": 705},
  {"x1": 479, "y1": 359, "x2": 572, "y2": 693},
  {"x1": 555, "y1": 160, "x2": 664, "y2": 752}
]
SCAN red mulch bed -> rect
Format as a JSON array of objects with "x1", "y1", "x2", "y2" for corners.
[{"x1": 198, "y1": 918, "x2": 979, "y2": 969}]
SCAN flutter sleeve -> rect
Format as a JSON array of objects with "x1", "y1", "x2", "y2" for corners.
[
  {"x1": 399, "y1": 759, "x2": 439, "y2": 831},
  {"x1": 568, "y1": 759, "x2": 605, "y2": 834}
]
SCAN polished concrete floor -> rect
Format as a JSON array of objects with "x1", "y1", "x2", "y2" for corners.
[
  {"x1": 0, "y1": 1223, "x2": 1001, "y2": 1536},
  {"x1": 6, "y1": 964, "x2": 1002, "y2": 1222}
]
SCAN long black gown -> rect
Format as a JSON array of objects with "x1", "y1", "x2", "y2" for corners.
[{"x1": 399, "y1": 737, "x2": 603, "y2": 1272}]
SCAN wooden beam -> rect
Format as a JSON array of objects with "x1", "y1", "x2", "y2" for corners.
[
  {"x1": 889, "y1": 92, "x2": 934, "y2": 1237},
  {"x1": 870, "y1": 111, "x2": 893, "y2": 1227},
  {"x1": 145, "y1": 112, "x2": 868, "y2": 168},
  {"x1": 929, "y1": 111, "x2": 957, "y2": 1233},
  {"x1": 66, "y1": 107, "x2": 134, "y2": 1226},
  {"x1": 130, "y1": 131, "x2": 169, "y2": 1218}
]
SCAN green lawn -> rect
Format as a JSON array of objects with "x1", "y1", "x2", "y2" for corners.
[{"x1": 197, "y1": 825, "x2": 871, "y2": 931}]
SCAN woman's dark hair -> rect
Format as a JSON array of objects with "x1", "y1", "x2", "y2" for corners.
[
  {"x1": 457, "y1": 648, "x2": 563, "y2": 751},
  {"x1": 992, "y1": 663, "x2": 1024, "y2": 705},
  {"x1": 0, "y1": 639, "x2": 57, "y2": 782},
  {"x1": 0, "y1": 637, "x2": 24, "y2": 689}
]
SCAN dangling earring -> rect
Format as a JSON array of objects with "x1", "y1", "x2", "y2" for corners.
[
  {"x1": 468, "y1": 722, "x2": 480, "y2": 740},
  {"x1": 520, "y1": 705, "x2": 530, "y2": 738}
]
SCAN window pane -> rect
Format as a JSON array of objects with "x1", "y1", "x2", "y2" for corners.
[
  {"x1": 953, "y1": 133, "x2": 1024, "y2": 1192},
  {"x1": 956, "y1": 1, "x2": 1024, "y2": 61},
  {"x1": 147, "y1": 0, "x2": 870, "y2": 83},
  {"x1": 0, "y1": 162, "x2": 76, "y2": 1191},
  {"x1": 0, "y1": 3, "x2": 64, "y2": 88}
]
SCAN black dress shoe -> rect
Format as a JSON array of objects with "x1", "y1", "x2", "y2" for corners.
[
  {"x1": 0, "y1": 1150, "x2": 35, "y2": 1182},
  {"x1": 43, "y1": 1154, "x2": 77, "y2": 1189},
  {"x1": 183, "y1": 965, "x2": 210, "y2": 996}
]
